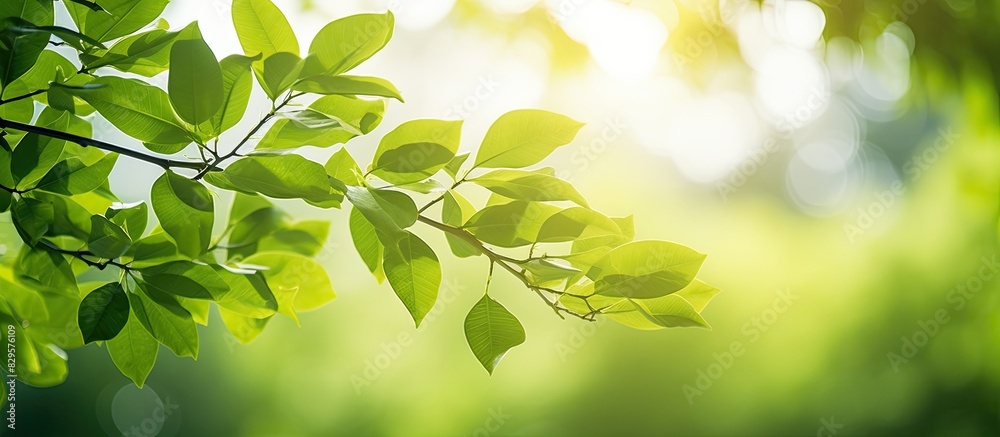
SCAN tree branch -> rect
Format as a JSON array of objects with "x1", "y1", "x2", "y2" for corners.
[
  {"x1": 0, "y1": 118, "x2": 211, "y2": 171},
  {"x1": 416, "y1": 215, "x2": 598, "y2": 321},
  {"x1": 193, "y1": 92, "x2": 301, "y2": 180}
]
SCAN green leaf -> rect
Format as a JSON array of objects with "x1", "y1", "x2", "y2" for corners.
[
  {"x1": 471, "y1": 168, "x2": 588, "y2": 207},
  {"x1": 464, "y1": 294, "x2": 526, "y2": 374},
  {"x1": 345, "y1": 185, "x2": 417, "y2": 241},
  {"x1": 325, "y1": 148, "x2": 364, "y2": 186},
  {"x1": 242, "y1": 251, "x2": 336, "y2": 314},
  {"x1": 232, "y1": 0, "x2": 298, "y2": 60},
  {"x1": 258, "y1": 95, "x2": 384, "y2": 151},
  {"x1": 11, "y1": 109, "x2": 71, "y2": 189},
  {"x1": 0, "y1": 0, "x2": 54, "y2": 25},
  {"x1": 107, "y1": 310, "x2": 159, "y2": 387},
  {"x1": 140, "y1": 261, "x2": 229, "y2": 300},
  {"x1": 66, "y1": 0, "x2": 169, "y2": 42},
  {"x1": 88, "y1": 215, "x2": 131, "y2": 259},
  {"x1": 130, "y1": 283, "x2": 199, "y2": 358},
  {"x1": 463, "y1": 201, "x2": 562, "y2": 248},
  {"x1": 150, "y1": 171, "x2": 214, "y2": 258},
  {"x1": 214, "y1": 265, "x2": 278, "y2": 318},
  {"x1": 370, "y1": 119, "x2": 462, "y2": 185},
  {"x1": 382, "y1": 231, "x2": 440, "y2": 327},
  {"x1": 521, "y1": 258, "x2": 581, "y2": 284},
  {"x1": 125, "y1": 232, "x2": 183, "y2": 269},
  {"x1": 536, "y1": 207, "x2": 622, "y2": 243},
  {"x1": 220, "y1": 308, "x2": 269, "y2": 344},
  {"x1": 256, "y1": 220, "x2": 328, "y2": 257},
  {"x1": 34, "y1": 153, "x2": 118, "y2": 196},
  {"x1": 292, "y1": 75, "x2": 402, "y2": 101},
  {"x1": 210, "y1": 54, "x2": 258, "y2": 136},
  {"x1": 69, "y1": 76, "x2": 192, "y2": 146},
  {"x1": 441, "y1": 190, "x2": 480, "y2": 258},
  {"x1": 3, "y1": 18, "x2": 106, "y2": 51},
  {"x1": 0, "y1": 189, "x2": 10, "y2": 213},
  {"x1": 77, "y1": 282, "x2": 129, "y2": 343},
  {"x1": 82, "y1": 22, "x2": 200, "y2": 77},
  {"x1": 222, "y1": 155, "x2": 345, "y2": 207},
  {"x1": 443, "y1": 152, "x2": 470, "y2": 180},
  {"x1": 306, "y1": 12, "x2": 393, "y2": 75},
  {"x1": 349, "y1": 207, "x2": 384, "y2": 283},
  {"x1": 591, "y1": 241, "x2": 706, "y2": 299},
  {"x1": 258, "y1": 51, "x2": 303, "y2": 100},
  {"x1": 18, "y1": 245, "x2": 77, "y2": 295},
  {"x1": 227, "y1": 207, "x2": 285, "y2": 249},
  {"x1": 106, "y1": 201, "x2": 147, "y2": 239},
  {"x1": 169, "y1": 37, "x2": 224, "y2": 125},
  {"x1": 11, "y1": 197, "x2": 53, "y2": 245},
  {"x1": 31, "y1": 190, "x2": 91, "y2": 241},
  {"x1": 0, "y1": 27, "x2": 49, "y2": 87},
  {"x1": 472, "y1": 109, "x2": 584, "y2": 169}
]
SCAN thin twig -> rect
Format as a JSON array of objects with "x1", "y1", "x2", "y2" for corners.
[{"x1": 0, "y1": 118, "x2": 211, "y2": 171}]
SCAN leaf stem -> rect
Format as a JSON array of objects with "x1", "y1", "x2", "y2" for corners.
[
  {"x1": 416, "y1": 215, "x2": 597, "y2": 321},
  {"x1": 0, "y1": 89, "x2": 45, "y2": 106},
  {"x1": 0, "y1": 117, "x2": 211, "y2": 171},
  {"x1": 193, "y1": 93, "x2": 300, "y2": 180}
]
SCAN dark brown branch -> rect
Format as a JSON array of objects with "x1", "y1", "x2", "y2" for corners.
[{"x1": 0, "y1": 118, "x2": 211, "y2": 171}]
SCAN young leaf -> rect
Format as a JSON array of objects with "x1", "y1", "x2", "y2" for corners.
[
  {"x1": 463, "y1": 201, "x2": 562, "y2": 248},
  {"x1": 345, "y1": 186, "x2": 418, "y2": 240},
  {"x1": 69, "y1": 76, "x2": 193, "y2": 146},
  {"x1": 78, "y1": 282, "x2": 129, "y2": 343},
  {"x1": 258, "y1": 51, "x2": 303, "y2": 100},
  {"x1": 82, "y1": 22, "x2": 200, "y2": 77},
  {"x1": 220, "y1": 308, "x2": 270, "y2": 344},
  {"x1": 292, "y1": 75, "x2": 402, "y2": 101},
  {"x1": 140, "y1": 261, "x2": 230, "y2": 300},
  {"x1": 232, "y1": 0, "x2": 298, "y2": 60},
  {"x1": 107, "y1": 310, "x2": 159, "y2": 388},
  {"x1": 443, "y1": 152, "x2": 470, "y2": 180},
  {"x1": 370, "y1": 119, "x2": 462, "y2": 185},
  {"x1": 65, "y1": 0, "x2": 169, "y2": 42},
  {"x1": 536, "y1": 207, "x2": 622, "y2": 243},
  {"x1": 464, "y1": 294, "x2": 526, "y2": 374},
  {"x1": 151, "y1": 171, "x2": 214, "y2": 258},
  {"x1": 349, "y1": 207, "x2": 385, "y2": 283},
  {"x1": 470, "y1": 168, "x2": 588, "y2": 207},
  {"x1": 130, "y1": 283, "x2": 199, "y2": 358},
  {"x1": 441, "y1": 190, "x2": 480, "y2": 258},
  {"x1": 325, "y1": 148, "x2": 364, "y2": 186},
  {"x1": 258, "y1": 95, "x2": 384, "y2": 150},
  {"x1": 210, "y1": 54, "x2": 258, "y2": 136},
  {"x1": 306, "y1": 12, "x2": 393, "y2": 76},
  {"x1": 213, "y1": 265, "x2": 278, "y2": 318},
  {"x1": 242, "y1": 252, "x2": 336, "y2": 313},
  {"x1": 591, "y1": 241, "x2": 707, "y2": 299},
  {"x1": 382, "y1": 231, "x2": 440, "y2": 327},
  {"x1": 472, "y1": 109, "x2": 584, "y2": 169},
  {"x1": 169, "y1": 37, "x2": 224, "y2": 126},
  {"x1": 106, "y1": 201, "x2": 148, "y2": 239},
  {"x1": 88, "y1": 215, "x2": 132, "y2": 259}
]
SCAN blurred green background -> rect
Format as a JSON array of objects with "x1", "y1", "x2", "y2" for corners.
[{"x1": 5, "y1": 0, "x2": 1000, "y2": 435}]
